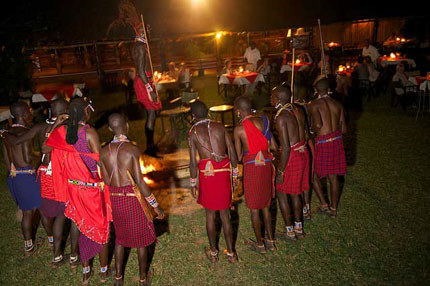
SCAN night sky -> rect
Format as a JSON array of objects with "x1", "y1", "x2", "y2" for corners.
[{"x1": 0, "y1": 0, "x2": 426, "y2": 44}]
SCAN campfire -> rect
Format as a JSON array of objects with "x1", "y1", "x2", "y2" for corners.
[{"x1": 139, "y1": 156, "x2": 156, "y2": 185}]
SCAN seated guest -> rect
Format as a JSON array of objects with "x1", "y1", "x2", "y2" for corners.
[
  {"x1": 362, "y1": 39, "x2": 380, "y2": 63},
  {"x1": 355, "y1": 57, "x2": 369, "y2": 81},
  {"x1": 168, "y1": 62, "x2": 179, "y2": 80},
  {"x1": 178, "y1": 62, "x2": 191, "y2": 89},
  {"x1": 257, "y1": 58, "x2": 271, "y2": 76},
  {"x1": 364, "y1": 56, "x2": 379, "y2": 83},
  {"x1": 243, "y1": 42, "x2": 261, "y2": 72},
  {"x1": 392, "y1": 62, "x2": 415, "y2": 94},
  {"x1": 281, "y1": 50, "x2": 289, "y2": 66},
  {"x1": 221, "y1": 59, "x2": 233, "y2": 75}
]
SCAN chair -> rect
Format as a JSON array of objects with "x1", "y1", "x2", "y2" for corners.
[
  {"x1": 415, "y1": 85, "x2": 430, "y2": 121},
  {"x1": 358, "y1": 79, "x2": 372, "y2": 101}
]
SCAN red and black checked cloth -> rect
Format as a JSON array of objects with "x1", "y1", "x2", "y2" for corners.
[
  {"x1": 315, "y1": 130, "x2": 347, "y2": 178},
  {"x1": 242, "y1": 151, "x2": 274, "y2": 210},
  {"x1": 109, "y1": 185, "x2": 157, "y2": 248},
  {"x1": 276, "y1": 141, "x2": 310, "y2": 195},
  {"x1": 79, "y1": 233, "x2": 104, "y2": 263},
  {"x1": 134, "y1": 74, "x2": 162, "y2": 110}
]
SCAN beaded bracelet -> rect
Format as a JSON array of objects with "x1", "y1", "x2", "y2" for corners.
[
  {"x1": 232, "y1": 167, "x2": 239, "y2": 178},
  {"x1": 145, "y1": 193, "x2": 159, "y2": 208},
  {"x1": 190, "y1": 178, "x2": 197, "y2": 187},
  {"x1": 145, "y1": 83, "x2": 153, "y2": 92}
]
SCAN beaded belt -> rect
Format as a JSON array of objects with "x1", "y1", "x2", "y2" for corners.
[
  {"x1": 67, "y1": 179, "x2": 103, "y2": 188},
  {"x1": 316, "y1": 135, "x2": 342, "y2": 144},
  {"x1": 10, "y1": 169, "x2": 35, "y2": 177},
  {"x1": 200, "y1": 168, "x2": 231, "y2": 174},
  {"x1": 110, "y1": 193, "x2": 136, "y2": 197}
]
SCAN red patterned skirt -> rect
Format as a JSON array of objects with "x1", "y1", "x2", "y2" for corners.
[
  {"x1": 109, "y1": 185, "x2": 157, "y2": 248},
  {"x1": 242, "y1": 151, "x2": 274, "y2": 210},
  {"x1": 198, "y1": 158, "x2": 232, "y2": 211},
  {"x1": 276, "y1": 141, "x2": 310, "y2": 195},
  {"x1": 38, "y1": 165, "x2": 65, "y2": 217},
  {"x1": 134, "y1": 74, "x2": 162, "y2": 110},
  {"x1": 315, "y1": 130, "x2": 347, "y2": 178}
]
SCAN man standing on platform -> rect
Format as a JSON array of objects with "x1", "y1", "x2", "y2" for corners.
[
  {"x1": 271, "y1": 87, "x2": 309, "y2": 241},
  {"x1": 243, "y1": 41, "x2": 261, "y2": 72},
  {"x1": 132, "y1": 27, "x2": 162, "y2": 158},
  {"x1": 188, "y1": 100, "x2": 239, "y2": 263},
  {"x1": 5, "y1": 99, "x2": 72, "y2": 267},
  {"x1": 234, "y1": 96, "x2": 277, "y2": 254},
  {"x1": 308, "y1": 78, "x2": 347, "y2": 218},
  {"x1": 1, "y1": 102, "x2": 42, "y2": 257},
  {"x1": 100, "y1": 113, "x2": 164, "y2": 286}
]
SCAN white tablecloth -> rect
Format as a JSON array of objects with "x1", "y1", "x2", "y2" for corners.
[
  {"x1": 218, "y1": 73, "x2": 265, "y2": 85},
  {"x1": 380, "y1": 58, "x2": 416, "y2": 68},
  {"x1": 280, "y1": 64, "x2": 311, "y2": 73}
]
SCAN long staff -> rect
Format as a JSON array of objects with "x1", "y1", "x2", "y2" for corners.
[
  {"x1": 317, "y1": 19, "x2": 327, "y2": 78},
  {"x1": 290, "y1": 47, "x2": 295, "y2": 103},
  {"x1": 140, "y1": 15, "x2": 156, "y2": 87}
]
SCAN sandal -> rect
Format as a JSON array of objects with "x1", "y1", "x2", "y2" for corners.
[
  {"x1": 276, "y1": 227, "x2": 297, "y2": 242},
  {"x1": 245, "y1": 239, "x2": 266, "y2": 254},
  {"x1": 82, "y1": 266, "x2": 93, "y2": 285},
  {"x1": 69, "y1": 255, "x2": 80, "y2": 269},
  {"x1": 264, "y1": 239, "x2": 277, "y2": 251},
  {"x1": 294, "y1": 225, "x2": 305, "y2": 239},
  {"x1": 24, "y1": 238, "x2": 44, "y2": 258},
  {"x1": 113, "y1": 276, "x2": 123, "y2": 286},
  {"x1": 205, "y1": 247, "x2": 219, "y2": 263},
  {"x1": 317, "y1": 204, "x2": 330, "y2": 214},
  {"x1": 224, "y1": 250, "x2": 238, "y2": 263},
  {"x1": 328, "y1": 207, "x2": 337, "y2": 218},
  {"x1": 50, "y1": 254, "x2": 66, "y2": 269},
  {"x1": 99, "y1": 266, "x2": 112, "y2": 283},
  {"x1": 303, "y1": 205, "x2": 312, "y2": 220},
  {"x1": 139, "y1": 268, "x2": 153, "y2": 286}
]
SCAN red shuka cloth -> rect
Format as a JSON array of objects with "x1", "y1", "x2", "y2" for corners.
[
  {"x1": 46, "y1": 126, "x2": 112, "y2": 245},
  {"x1": 108, "y1": 185, "x2": 157, "y2": 248},
  {"x1": 315, "y1": 130, "x2": 347, "y2": 178},
  {"x1": 37, "y1": 165, "x2": 54, "y2": 200},
  {"x1": 242, "y1": 118, "x2": 268, "y2": 154},
  {"x1": 134, "y1": 73, "x2": 162, "y2": 110},
  {"x1": 276, "y1": 141, "x2": 310, "y2": 195},
  {"x1": 197, "y1": 158, "x2": 232, "y2": 211},
  {"x1": 242, "y1": 119, "x2": 273, "y2": 209},
  {"x1": 243, "y1": 151, "x2": 274, "y2": 209}
]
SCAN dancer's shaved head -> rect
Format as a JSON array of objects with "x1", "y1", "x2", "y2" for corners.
[
  {"x1": 190, "y1": 100, "x2": 208, "y2": 119},
  {"x1": 108, "y1": 113, "x2": 127, "y2": 134},
  {"x1": 10, "y1": 102, "x2": 30, "y2": 118},
  {"x1": 234, "y1": 96, "x2": 252, "y2": 112},
  {"x1": 314, "y1": 78, "x2": 330, "y2": 95},
  {"x1": 272, "y1": 86, "x2": 291, "y2": 104},
  {"x1": 51, "y1": 98, "x2": 69, "y2": 117}
]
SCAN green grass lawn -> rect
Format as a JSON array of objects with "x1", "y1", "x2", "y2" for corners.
[{"x1": 0, "y1": 77, "x2": 429, "y2": 285}]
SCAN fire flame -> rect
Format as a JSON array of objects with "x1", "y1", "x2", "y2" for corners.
[
  {"x1": 338, "y1": 65, "x2": 345, "y2": 72},
  {"x1": 139, "y1": 156, "x2": 155, "y2": 185},
  {"x1": 238, "y1": 66, "x2": 244, "y2": 73},
  {"x1": 295, "y1": 59, "x2": 301, "y2": 64},
  {"x1": 390, "y1": 53, "x2": 396, "y2": 59}
]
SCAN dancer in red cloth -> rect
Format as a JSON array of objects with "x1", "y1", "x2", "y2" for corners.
[
  {"x1": 100, "y1": 113, "x2": 164, "y2": 286},
  {"x1": 188, "y1": 100, "x2": 239, "y2": 263},
  {"x1": 44, "y1": 98, "x2": 112, "y2": 284},
  {"x1": 132, "y1": 29, "x2": 162, "y2": 158},
  {"x1": 272, "y1": 86, "x2": 309, "y2": 240},
  {"x1": 308, "y1": 78, "x2": 347, "y2": 218},
  {"x1": 233, "y1": 96, "x2": 277, "y2": 254},
  {"x1": 5, "y1": 99, "x2": 72, "y2": 267}
]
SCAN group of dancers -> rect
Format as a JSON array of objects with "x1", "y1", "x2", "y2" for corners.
[
  {"x1": 1, "y1": 97, "x2": 164, "y2": 286},
  {"x1": 188, "y1": 77, "x2": 347, "y2": 262}
]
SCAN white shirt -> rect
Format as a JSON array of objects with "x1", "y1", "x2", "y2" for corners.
[
  {"x1": 244, "y1": 47, "x2": 261, "y2": 71},
  {"x1": 362, "y1": 45, "x2": 380, "y2": 63}
]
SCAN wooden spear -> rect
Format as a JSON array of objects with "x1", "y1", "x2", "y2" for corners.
[
  {"x1": 290, "y1": 47, "x2": 295, "y2": 103},
  {"x1": 317, "y1": 19, "x2": 327, "y2": 78}
]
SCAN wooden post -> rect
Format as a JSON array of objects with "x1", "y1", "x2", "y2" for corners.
[
  {"x1": 83, "y1": 45, "x2": 91, "y2": 68},
  {"x1": 94, "y1": 43, "x2": 103, "y2": 81},
  {"x1": 114, "y1": 44, "x2": 121, "y2": 66}
]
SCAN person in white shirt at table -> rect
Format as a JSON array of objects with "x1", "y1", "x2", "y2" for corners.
[
  {"x1": 244, "y1": 42, "x2": 261, "y2": 72},
  {"x1": 362, "y1": 40, "x2": 380, "y2": 63}
]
